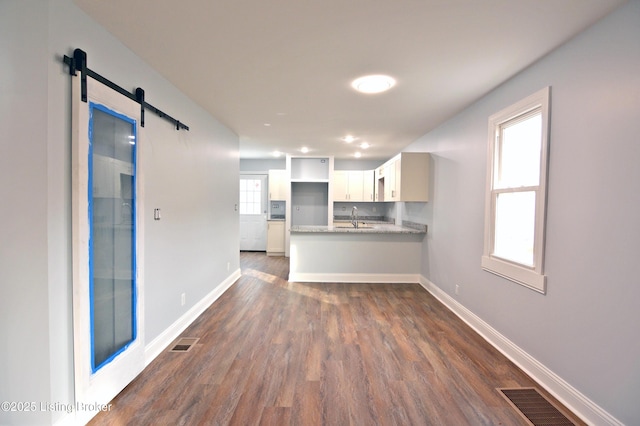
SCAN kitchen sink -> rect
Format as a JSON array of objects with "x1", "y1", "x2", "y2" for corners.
[{"x1": 334, "y1": 223, "x2": 374, "y2": 229}]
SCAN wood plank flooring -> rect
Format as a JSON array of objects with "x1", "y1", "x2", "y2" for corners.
[{"x1": 89, "y1": 252, "x2": 584, "y2": 426}]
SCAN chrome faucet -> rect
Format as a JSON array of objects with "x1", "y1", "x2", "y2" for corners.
[{"x1": 351, "y1": 206, "x2": 358, "y2": 228}]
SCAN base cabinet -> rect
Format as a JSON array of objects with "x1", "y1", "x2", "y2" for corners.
[{"x1": 267, "y1": 221, "x2": 286, "y2": 255}]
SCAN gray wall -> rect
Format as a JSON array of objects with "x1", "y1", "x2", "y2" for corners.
[
  {"x1": 404, "y1": 1, "x2": 640, "y2": 424},
  {"x1": 0, "y1": 3, "x2": 52, "y2": 425},
  {"x1": 291, "y1": 182, "x2": 329, "y2": 226},
  {"x1": 334, "y1": 159, "x2": 383, "y2": 170},
  {"x1": 240, "y1": 158, "x2": 285, "y2": 172},
  {"x1": 1, "y1": 1, "x2": 240, "y2": 425}
]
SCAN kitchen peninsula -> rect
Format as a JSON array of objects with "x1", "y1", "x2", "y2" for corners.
[
  {"x1": 280, "y1": 152, "x2": 430, "y2": 283},
  {"x1": 289, "y1": 221, "x2": 426, "y2": 283}
]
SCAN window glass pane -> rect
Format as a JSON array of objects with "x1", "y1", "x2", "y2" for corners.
[
  {"x1": 239, "y1": 178, "x2": 262, "y2": 215},
  {"x1": 496, "y1": 112, "x2": 541, "y2": 189},
  {"x1": 494, "y1": 191, "x2": 536, "y2": 267}
]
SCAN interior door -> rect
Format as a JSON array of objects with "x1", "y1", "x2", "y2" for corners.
[
  {"x1": 71, "y1": 76, "x2": 145, "y2": 424},
  {"x1": 239, "y1": 175, "x2": 268, "y2": 251}
]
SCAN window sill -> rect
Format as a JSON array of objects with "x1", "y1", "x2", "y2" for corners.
[{"x1": 481, "y1": 255, "x2": 546, "y2": 294}]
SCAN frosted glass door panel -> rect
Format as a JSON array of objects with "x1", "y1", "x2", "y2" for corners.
[{"x1": 90, "y1": 104, "x2": 137, "y2": 371}]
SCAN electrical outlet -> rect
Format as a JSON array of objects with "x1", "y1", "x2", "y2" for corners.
[
  {"x1": 181, "y1": 293, "x2": 186, "y2": 306},
  {"x1": 455, "y1": 285, "x2": 460, "y2": 295}
]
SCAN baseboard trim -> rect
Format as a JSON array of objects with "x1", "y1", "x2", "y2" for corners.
[
  {"x1": 289, "y1": 272, "x2": 421, "y2": 284},
  {"x1": 419, "y1": 275, "x2": 623, "y2": 426},
  {"x1": 144, "y1": 268, "x2": 242, "y2": 365}
]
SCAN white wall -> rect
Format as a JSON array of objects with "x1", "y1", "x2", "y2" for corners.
[
  {"x1": 406, "y1": 1, "x2": 640, "y2": 424},
  {"x1": 1, "y1": 1, "x2": 240, "y2": 425}
]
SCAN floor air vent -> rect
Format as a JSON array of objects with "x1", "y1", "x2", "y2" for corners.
[
  {"x1": 497, "y1": 387, "x2": 576, "y2": 426},
  {"x1": 169, "y1": 337, "x2": 199, "y2": 353}
]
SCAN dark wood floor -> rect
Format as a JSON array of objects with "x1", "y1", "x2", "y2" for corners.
[{"x1": 89, "y1": 252, "x2": 583, "y2": 425}]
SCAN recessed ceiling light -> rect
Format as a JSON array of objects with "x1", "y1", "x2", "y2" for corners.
[
  {"x1": 354, "y1": 152, "x2": 362, "y2": 158},
  {"x1": 342, "y1": 135, "x2": 356, "y2": 143},
  {"x1": 300, "y1": 147, "x2": 309, "y2": 154},
  {"x1": 264, "y1": 123, "x2": 272, "y2": 127},
  {"x1": 351, "y1": 74, "x2": 396, "y2": 94},
  {"x1": 360, "y1": 142, "x2": 370, "y2": 149},
  {"x1": 272, "y1": 151, "x2": 282, "y2": 157}
]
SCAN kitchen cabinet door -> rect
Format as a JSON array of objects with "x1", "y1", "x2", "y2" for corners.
[
  {"x1": 347, "y1": 171, "x2": 365, "y2": 201},
  {"x1": 384, "y1": 160, "x2": 398, "y2": 201},
  {"x1": 267, "y1": 220, "x2": 286, "y2": 255},
  {"x1": 333, "y1": 170, "x2": 349, "y2": 201},
  {"x1": 268, "y1": 169, "x2": 287, "y2": 200},
  {"x1": 333, "y1": 170, "x2": 365, "y2": 201},
  {"x1": 363, "y1": 170, "x2": 375, "y2": 201}
]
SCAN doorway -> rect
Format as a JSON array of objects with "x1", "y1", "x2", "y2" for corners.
[{"x1": 239, "y1": 174, "x2": 268, "y2": 251}]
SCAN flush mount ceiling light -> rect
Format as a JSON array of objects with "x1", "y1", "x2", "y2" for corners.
[{"x1": 351, "y1": 74, "x2": 396, "y2": 94}]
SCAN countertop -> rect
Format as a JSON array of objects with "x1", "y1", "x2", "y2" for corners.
[{"x1": 290, "y1": 221, "x2": 427, "y2": 235}]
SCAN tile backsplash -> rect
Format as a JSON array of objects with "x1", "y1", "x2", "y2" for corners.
[{"x1": 333, "y1": 202, "x2": 395, "y2": 222}]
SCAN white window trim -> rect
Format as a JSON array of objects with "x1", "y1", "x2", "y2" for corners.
[{"x1": 482, "y1": 87, "x2": 551, "y2": 294}]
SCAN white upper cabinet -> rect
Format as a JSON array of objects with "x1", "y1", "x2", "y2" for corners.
[
  {"x1": 333, "y1": 170, "x2": 371, "y2": 201},
  {"x1": 333, "y1": 170, "x2": 349, "y2": 201},
  {"x1": 362, "y1": 170, "x2": 374, "y2": 201},
  {"x1": 268, "y1": 169, "x2": 287, "y2": 200},
  {"x1": 376, "y1": 152, "x2": 430, "y2": 202}
]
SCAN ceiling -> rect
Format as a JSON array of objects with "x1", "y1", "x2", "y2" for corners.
[{"x1": 74, "y1": 0, "x2": 624, "y2": 160}]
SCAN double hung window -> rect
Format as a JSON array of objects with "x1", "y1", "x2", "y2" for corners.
[{"x1": 482, "y1": 87, "x2": 550, "y2": 293}]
